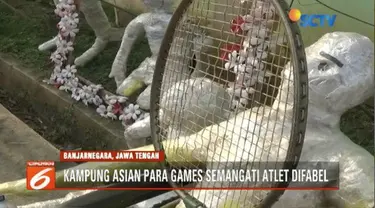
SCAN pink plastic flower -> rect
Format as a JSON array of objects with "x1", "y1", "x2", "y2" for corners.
[
  {"x1": 112, "y1": 102, "x2": 123, "y2": 115},
  {"x1": 230, "y1": 16, "x2": 245, "y2": 34}
]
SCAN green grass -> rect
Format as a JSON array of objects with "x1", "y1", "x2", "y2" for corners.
[
  {"x1": 0, "y1": 0, "x2": 150, "y2": 149},
  {"x1": 0, "y1": 0, "x2": 151, "y2": 92},
  {"x1": 0, "y1": 0, "x2": 373, "y2": 154},
  {"x1": 341, "y1": 104, "x2": 374, "y2": 154}
]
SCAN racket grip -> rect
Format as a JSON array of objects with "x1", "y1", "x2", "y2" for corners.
[{"x1": 181, "y1": 195, "x2": 207, "y2": 208}]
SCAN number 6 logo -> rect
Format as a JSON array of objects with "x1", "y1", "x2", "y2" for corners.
[
  {"x1": 26, "y1": 165, "x2": 55, "y2": 190},
  {"x1": 29, "y1": 168, "x2": 52, "y2": 190}
]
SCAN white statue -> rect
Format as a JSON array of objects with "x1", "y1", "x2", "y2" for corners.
[
  {"x1": 271, "y1": 32, "x2": 374, "y2": 208},
  {"x1": 108, "y1": 0, "x2": 175, "y2": 108},
  {"x1": 108, "y1": 0, "x2": 215, "y2": 111},
  {"x1": 160, "y1": 77, "x2": 232, "y2": 137},
  {"x1": 38, "y1": 0, "x2": 181, "y2": 101},
  {"x1": 174, "y1": 32, "x2": 374, "y2": 208},
  {"x1": 38, "y1": 0, "x2": 128, "y2": 66},
  {"x1": 124, "y1": 77, "x2": 232, "y2": 148}
]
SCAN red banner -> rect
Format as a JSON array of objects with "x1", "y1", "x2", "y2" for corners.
[
  {"x1": 59, "y1": 150, "x2": 164, "y2": 162},
  {"x1": 26, "y1": 160, "x2": 339, "y2": 191}
]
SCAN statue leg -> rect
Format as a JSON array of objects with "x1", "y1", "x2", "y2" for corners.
[
  {"x1": 133, "y1": 15, "x2": 171, "y2": 109},
  {"x1": 109, "y1": 13, "x2": 149, "y2": 87},
  {"x1": 38, "y1": 36, "x2": 58, "y2": 51},
  {"x1": 74, "y1": 0, "x2": 120, "y2": 66},
  {"x1": 37, "y1": 0, "x2": 61, "y2": 51}
]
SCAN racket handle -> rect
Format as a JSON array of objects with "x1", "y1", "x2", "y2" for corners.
[
  {"x1": 181, "y1": 195, "x2": 207, "y2": 208},
  {"x1": 0, "y1": 195, "x2": 16, "y2": 208}
]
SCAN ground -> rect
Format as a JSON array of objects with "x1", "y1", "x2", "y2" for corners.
[
  {"x1": 0, "y1": 0, "x2": 373, "y2": 154},
  {"x1": 0, "y1": 102, "x2": 71, "y2": 206}
]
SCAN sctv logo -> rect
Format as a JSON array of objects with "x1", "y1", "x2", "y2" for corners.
[{"x1": 288, "y1": 8, "x2": 336, "y2": 27}]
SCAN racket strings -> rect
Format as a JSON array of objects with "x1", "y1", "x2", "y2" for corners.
[{"x1": 154, "y1": 0, "x2": 299, "y2": 206}]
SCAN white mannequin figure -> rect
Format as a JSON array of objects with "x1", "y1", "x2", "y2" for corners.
[
  {"x1": 108, "y1": 0, "x2": 212, "y2": 110},
  {"x1": 108, "y1": 0, "x2": 174, "y2": 108},
  {"x1": 38, "y1": 0, "x2": 128, "y2": 66},
  {"x1": 271, "y1": 32, "x2": 374, "y2": 208},
  {"x1": 39, "y1": 0, "x2": 180, "y2": 104}
]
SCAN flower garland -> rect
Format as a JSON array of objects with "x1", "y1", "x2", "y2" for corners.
[
  {"x1": 221, "y1": 0, "x2": 275, "y2": 110},
  {"x1": 46, "y1": 0, "x2": 146, "y2": 127}
]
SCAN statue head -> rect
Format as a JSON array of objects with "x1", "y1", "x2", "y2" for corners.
[
  {"x1": 275, "y1": 32, "x2": 374, "y2": 127},
  {"x1": 306, "y1": 32, "x2": 373, "y2": 116}
]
